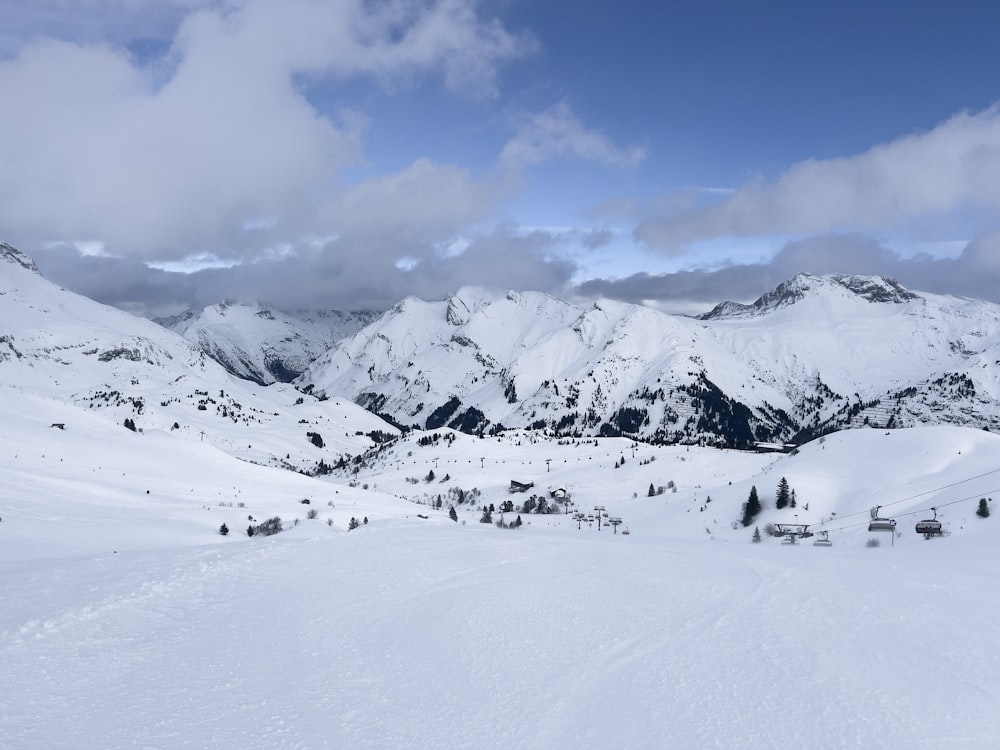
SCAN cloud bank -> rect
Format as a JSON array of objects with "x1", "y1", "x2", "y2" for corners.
[{"x1": 636, "y1": 108, "x2": 1000, "y2": 253}]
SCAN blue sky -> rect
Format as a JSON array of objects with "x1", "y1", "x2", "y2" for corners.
[{"x1": 2, "y1": 0, "x2": 1000, "y2": 315}]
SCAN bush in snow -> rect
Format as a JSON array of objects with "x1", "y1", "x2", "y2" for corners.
[
  {"x1": 249, "y1": 516, "x2": 283, "y2": 537},
  {"x1": 349, "y1": 517, "x2": 359, "y2": 531},
  {"x1": 306, "y1": 508, "x2": 318, "y2": 520},
  {"x1": 977, "y1": 498, "x2": 991, "y2": 518},
  {"x1": 866, "y1": 538, "x2": 881, "y2": 548}
]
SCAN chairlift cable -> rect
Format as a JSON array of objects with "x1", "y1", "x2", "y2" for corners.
[
  {"x1": 816, "y1": 486, "x2": 999, "y2": 535},
  {"x1": 808, "y1": 467, "x2": 1000, "y2": 526}
]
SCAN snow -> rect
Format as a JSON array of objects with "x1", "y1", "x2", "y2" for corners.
[
  {"x1": 3, "y1": 405, "x2": 1000, "y2": 748},
  {"x1": 3, "y1": 250, "x2": 1000, "y2": 748},
  {"x1": 4, "y1": 518, "x2": 999, "y2": 748}
]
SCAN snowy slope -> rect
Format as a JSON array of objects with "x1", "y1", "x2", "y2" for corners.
[
  {"x1": 300, "y1": 274, "x2": 1000, "y2": 445},
  {"x1": 159, "y1": 301, "x2": 378, "y2": 384},
  {"x1": 0, "y1": 242, "x2": 397, "y2": 475},
  {"x1": 2, "y1": 397, "x2": 999, "y2": 748}
]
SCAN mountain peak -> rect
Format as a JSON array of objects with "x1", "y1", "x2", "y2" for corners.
[
  {"x1": 828, "y1": 273, "x2": 919, "y2": 304},
  {"x1": 0, "y1": 242, "x2": 40, "y2": 274},
  {"x1": 699, "y1": 273, "x2": 920, "y2": 320}
]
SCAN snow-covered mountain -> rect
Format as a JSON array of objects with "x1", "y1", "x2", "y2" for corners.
[
  {"x1": 299, "y1": 276, "x2": 1000, "y2": 445},
  {"x1": 5, "y1": 239, "x2": 1000, "y2": 750},
  {"x1": 158, "y1": 301, "x2": 378, "y2": 384},
  {"x1": 0, "y1": 242, "x2": 396, "y2": 475}
]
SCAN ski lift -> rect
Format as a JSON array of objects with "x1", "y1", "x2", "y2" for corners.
[
  {"x1": 915, "y1": 507, "x2": 942, "y2": 536},
  {"x1": 813, "y1": 530, "x2": 832, "y2": 547},
  {"x1": 622, "y1": 527, "x2": 630, "y2": 535},
  {"x1": 774, "y1": 523, "x2": 811, "y2": 543},
  {"x1": 868, "y1": 506, "x2": 896, "y2": 532}
]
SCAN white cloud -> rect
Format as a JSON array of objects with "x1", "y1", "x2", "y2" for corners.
[
  {"x1": 499, "y1": 101, "x2": 646, "y2": 170},
  {"x1": 636, "y1": 107, "x2": 1000, "y2": 253},
  {"x1": 0, "y1": 0, "x2": 533, "y2": 261}
]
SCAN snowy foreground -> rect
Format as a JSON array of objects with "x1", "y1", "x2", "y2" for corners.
[
  {"x1": 3, "y1": 403, "x2": 1000, "y2": 748},
  {"x1": 4, "y1": 526, "x2": 999, "y2": 749}
]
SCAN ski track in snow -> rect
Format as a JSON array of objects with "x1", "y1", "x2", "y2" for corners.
[{"x1": 3, "y1": 528, "x2": 999, "y2": 750}]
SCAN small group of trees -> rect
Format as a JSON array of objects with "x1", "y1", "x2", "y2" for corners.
[
  {"x1": 496, "y1": 514, "x2": 523, "y2": 529},
  {"x1": 247, "y1": 516, "x2": 282, "y2": 537},
  {"x1": 775, "y1": 477, "x2": 797, "y2": 509}
]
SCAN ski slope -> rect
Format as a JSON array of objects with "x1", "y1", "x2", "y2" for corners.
[
  {"x1": 3, "y1": 393, "x2": 999, "y2": 748},
  {"x1": 3, "y1": 521, "x2": 998, "y2": 749}
]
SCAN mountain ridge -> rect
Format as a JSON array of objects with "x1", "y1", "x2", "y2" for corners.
[{"x1": 299, "y1": 276, "x2": 1000, "y2": 445}]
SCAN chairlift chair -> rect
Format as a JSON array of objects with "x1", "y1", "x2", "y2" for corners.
[
  {"x1": 813, "y1": 531, "x2": 832, "y2": 547},
  {"x1": 915, "y1": 507, "x2": 943, "y2": 536},
  {"x1": 868, "y1": 506, "x2": 896, "y2": 532}
]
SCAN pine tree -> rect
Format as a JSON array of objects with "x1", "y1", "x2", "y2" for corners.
[
  {"x1": 219, "y1": 523, "x2": 229, "y2": 536},
  {"x1": 648, "y1": 483, "x2": 656, "y2": 497},
  {"x1": 741, "y1": 485, "x2": 761, "y2": 527},
  {"x1": 449, "y1": 506, "x2": 458, "y2": 522},
  {"x1": 348, "y1": 517, "x2": 359, "y2": 531},
  {"x1": 977, "y1": 498, "x2": 991, "y2": 518},
  {"x1": 752, "y1": 525, "x2": 761, "y2": 543},
  {"x1": 776, "y1": 477, "x2": 790, "y2": 510},
  {"x1": 790, "y1": 489, "x2": 797, "y2": 509},
  {"x1": 480, "y1": 506, "x2": 492, "y2": 523}
]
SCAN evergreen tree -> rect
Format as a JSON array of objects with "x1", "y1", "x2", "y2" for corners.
[
  {"x1": 741, "y1": 485, "x2": 761, "y2": 527},
  {"x1": 348, "y1": 517, "x2": 359, "y2": 531},
  {"x1": 752, "y1": 525, "x2": 761, "y2": 543},
  {"x1": 449, "y1": 506, "x2": 458, "y2": 522},
  {"x1": 514, "y1": 514, "x2": 522, "y2": 527},
  {"x1": 219, "y1": 523, "x2": 229, "y2": 536},
  {"x1": 123, "y1": 418, "x2": 136, "y2": 432},
  {"x1": 648, "y1": 483, "x2": 656, "y2": 497},
  {"x1": 790, "y1": 489, "x2": 797, "y2": 509},
  {"x1": 480, "y1": 506, "x2": 492, "y2": 523},
  {"x1": 425, "y1": 469, "x2": 435, "y2": 482},
  {"x1": 776, "y1": 477, "x2": 790, "y2": 510},
  {"x1": 977, "y1": 498, "x2": 991, "y2": 518}
]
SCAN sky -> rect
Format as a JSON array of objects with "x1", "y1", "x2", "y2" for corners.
[{"x1": 2, "y1": 0, "x2": 1000, "y2": 316}]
